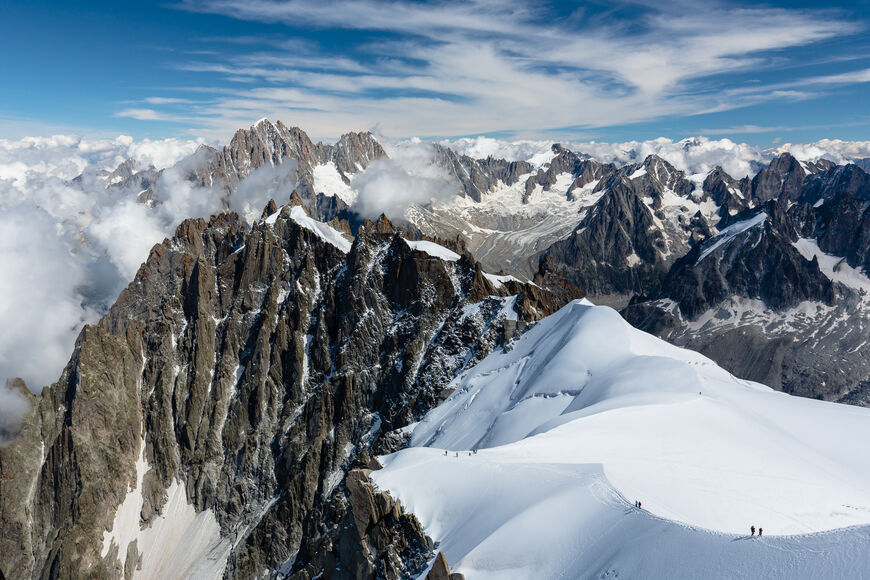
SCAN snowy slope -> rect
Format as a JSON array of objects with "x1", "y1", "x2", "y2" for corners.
[
  {"x1": 403, "y1": 239, "x2": 461, "y2": 261},
  {"x1": 794, "y1": 238, "x2": 870, "y2": 292},
  {"x1": 265, "y1": 205, "x2": 353, "y2": 253},
  {"x1": 312, "y1": 161, "x2": 357, "y2": 204},
  {"x1": 101, "y1": 433, "x2": 229, "y2": 579},
  {"x1": 696, "y1": 212, "x2": 767, "y2": 263},
  {"x1": 372, "y1": 300, "x2": 870, "y2": 579}
]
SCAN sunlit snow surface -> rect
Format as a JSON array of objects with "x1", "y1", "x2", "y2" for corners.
[
  {"x1": 403, "y1": 239, "x2": 461, "y2": 261},
  {"x1": 372, "y1": 300, "x2": 870, "y2": 579},
  {"x1": 312, "y1": 161, "x2": 357, "y2": 205},
  {"x1": 265, "y1": 205, "x2": 353, "y2": 253}
]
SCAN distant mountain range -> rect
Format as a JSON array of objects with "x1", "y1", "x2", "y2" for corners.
[
  {"x1": 3, "y1": 120, "x2": 870, "y2": 578},
  {"x1": 95, "y1": 120, "x2": 870, "y2": 405}
]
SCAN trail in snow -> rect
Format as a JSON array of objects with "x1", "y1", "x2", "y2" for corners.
[{"x1": 372, "y1": 300, "x2": 870, "y2": 579}]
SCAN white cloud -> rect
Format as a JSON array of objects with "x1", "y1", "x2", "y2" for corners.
[
  {"x1": 126, "y1": 138, "x2": 205, "y2": 169},
  {"x1": 0, "y1": 206, "x2": 101, "y2": 391},
  {"x1": 115, "y1": 108, "x2": 170, "y2": 121},
  {"x1": 0, "y1": 134, "x2": 204, "y2": 186},
  {"x1": 0, "y1": 381, "x2": 30, "y2": 445},
  {"x1": 439, "y1": 135, "x2": 870, "y2": 179},
  {"x1": 154, "y1": 0, "x2": 865, "y2": 140},
  {"x1": 230, "y1": 159, "x2": 300, "y2": 223},
  {"x1": 775, "y1": 139, "x2": 870, "y2": 165},
  {"x1": 353, "y1": 140, "x2": 458, "y2": 220},
  {"x1": 573, "y1": 137, "x2": 765, "y2": 179},
  {"x1": 0, "y1": 135, "x2": 276, "y2": 392}
]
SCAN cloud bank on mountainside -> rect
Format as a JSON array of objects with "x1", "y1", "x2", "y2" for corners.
[
  {"x1": 1, "y1": 129, "x2": 869, "y2": 397},
  {"x1": 441, "y1": 135, "x2": 870, "y2": 179},
  {"x1": 0, "y1": 135, "x2": 285, "y2": 392}
]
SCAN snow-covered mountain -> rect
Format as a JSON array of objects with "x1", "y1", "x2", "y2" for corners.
[
  {"x1": 0, "y1": 198, "x2": 565, "y2": 579},
  {"x1": 373, "y1": 300, "x2": 870, "y2": 579},
  {"x1": 85, "y1": 124, "x2": 870, "y2": 404},
  {"x1": 3, "y1": 121, "x2": 870, "y2": 578},
  {"x1": 624, "y1": 164, "x2": 870, "y2": 403}
]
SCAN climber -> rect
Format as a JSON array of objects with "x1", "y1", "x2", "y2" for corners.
[
  {"x1": 751, "y1": 525, "x2": 755, "y2": 536},
  {"x1": 759, "y1": 527, "x2": 763, "y2": 537}
]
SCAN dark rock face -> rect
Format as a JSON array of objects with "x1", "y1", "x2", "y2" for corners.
[
  {"x1": 538, "y1": 175, "x2": 664, "y2": 299},
  {"x1": 534, "y1": 152, "x2": 846, "y2": 307},
  {"x1": 701, "y1": 167, "x2": 751, "y2": 220},
  {"x1": 748, "y1": 152, "x2": 834, "y2": 206},
  {"x1": 657, "y1": 203, "x2": 835, "y2": 319},
  {"x1": 0, "y1": 204, "x2": 566, "y2": 579},
  {"x1": 523, "y1": 145, "x2": 615, "y2": 203},
  {"x1": 433, "y1": 145, "x2": 533, "y2": 203},
  {"x1": 749, "y1": 152, "x2": 808, "y2": 205},
  {"x1": 534, "y1": 154, "x2": 707, "y2": 305},
  {"x1": 794, "y1": 164, "x2": 870, "y2": 272},
  {"x1": 195, "y1": 120, "x2": 386, "y2": 209},
  {"x1": 290, "y1": 468, "x2": 432, "y2": 579},
  {"x1": 624, "y1": 165, "x2": 870, "y2": 402}
]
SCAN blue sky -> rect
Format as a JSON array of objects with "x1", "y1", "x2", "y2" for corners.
[{"x1": 1, "y1": 0, "x2": 869, "y2": 144}]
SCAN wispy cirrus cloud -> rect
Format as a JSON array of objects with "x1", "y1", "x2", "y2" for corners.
[{"x1": 121, "y1": 0, "x2": 870, "y2": 140}]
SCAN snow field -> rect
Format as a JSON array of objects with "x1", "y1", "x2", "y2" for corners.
[
  {"x1": 372, "y1": 300, "x2": 870, "y2": 579},
  {"x1": 101, "y1": 433, "x2": 229, "y2": 579},
  {"x1": 265, "y1": 205, "x2": 353, "y2": 253},
  {"x1": 403, "y1": 239, "x2": 461, "y2": 261}
]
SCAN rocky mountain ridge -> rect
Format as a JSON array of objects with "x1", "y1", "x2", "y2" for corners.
[
  {"x1": 624, "y1": 162, "x2": 870, "y2": 402},
  {"x1": 0, "y1": 200, "x2": 568, "y2": 579},
  {"x1": 73, "y1": 122, "x2": 870, "y2": 403}
]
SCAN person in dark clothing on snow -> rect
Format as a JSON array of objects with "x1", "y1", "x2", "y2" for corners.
[
  {"x1": 758, "y1": 528, "x2": 763, "y2": 537},
  {"x1": 751, "y1": 525, "x2": 755, "y2": 536}
]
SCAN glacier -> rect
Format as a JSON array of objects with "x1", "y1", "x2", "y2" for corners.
[{"x1": 372, "y1": 300, "x2": 870, "y2": 579}]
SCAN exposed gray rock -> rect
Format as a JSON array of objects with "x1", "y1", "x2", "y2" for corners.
[
  {"x1": 656, "y1": 203, "x2": 835, "y2": 319},
  {"x1": 433, "y1": 145, "x2": 533, "y2": 202},
  {"x1": 523, "y1": 144, "x2": 614, "y2": 204},
  {"x1": 193, "y1": 120, "x2": 385, "y2": 215},
  {"x1": 0, "y1": 202, "x2": 567, "y2": 579},
  {"x1": 623, "y1": 165, "x2": 870, "y2": 402},
  {"x1": 426, "y1": 552, "x2": 451, "y2": 580}
]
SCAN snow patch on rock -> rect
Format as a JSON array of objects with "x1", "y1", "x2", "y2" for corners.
[
  {"x1": 312, "y1": 161, "x2": 357, "y2": 204},
  {"x1": 403, "y1": 239, "x2": 461, "y2": 261},
  {"x1": 102, "y1": 436, "x2": 229, "y2": 579}
]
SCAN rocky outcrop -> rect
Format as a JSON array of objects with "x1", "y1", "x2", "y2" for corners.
[
  {"x1": 655, "y1": 203, "x2": 835, "y2": 319},
  {"x1": 530, "y1": 153, "x2": 732, "y2": 306},
  {"x1": 433, "y1": 145, "x2": 533, "y2": 202},
  {"x1": 701, "y1": 167, "x2": 751, "y2": 220},
  {"x1": 288, "y1": 468, "x2": 432, "y2": 579},
  {"x1": 194, "y1": 120, "x2": 386, "y2": 206},
  {"x1": 425, "y1": 552, "x2": 464, "y2": 580},
  {"x1": 793, "y1": 164, "x2": 870, "y2": 272},
  {"x1": 537, "y1": 176, "x2": 664, "y2": 302},
  {"x1": 523, "y1": 144, "x2": 614, "y2": 203},
  {"x1": 749, "y1": 152, "x2": 834, "y2": 206},
  {"x1": 0, "y1": 202, "x2": 566, "y2": 579},
  {"x1": 623, "y1": 165, "x2": 870, "y2": 402}
]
